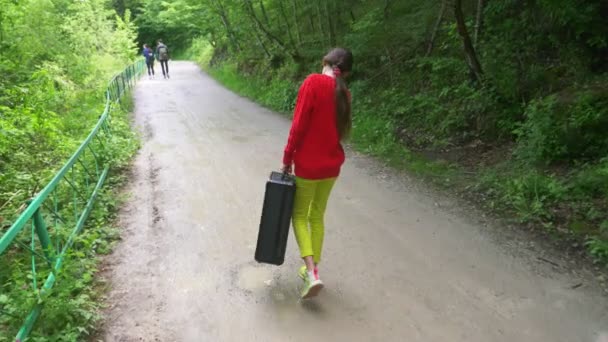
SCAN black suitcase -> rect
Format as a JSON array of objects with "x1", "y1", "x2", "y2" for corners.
[{"x1": 255, "y1": 171, "x2": 296, "y2": 265}]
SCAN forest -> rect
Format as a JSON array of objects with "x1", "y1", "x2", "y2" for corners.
[
  {"x1": 1, "y1": 0, "x2": 607, "y2": 340},
  {"x1": 130, "y1": 0, "x2": 608, "y2": 261}
]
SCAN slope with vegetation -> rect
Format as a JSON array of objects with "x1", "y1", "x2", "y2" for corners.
[
  {"x1": 129, "y1": 0, "x2": 608, "y2": 264},
  {"x1": 0, "y1": 0, "x2": 139, "y2": 339}
]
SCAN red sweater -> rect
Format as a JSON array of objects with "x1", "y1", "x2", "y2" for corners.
[{"x1": 283, "y1": 74, "x2": 346, "y2": 179}]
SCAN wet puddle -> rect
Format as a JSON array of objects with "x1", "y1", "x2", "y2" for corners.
[{"x1": 236, "y1": 264, "x2": 274, "y2": 291}]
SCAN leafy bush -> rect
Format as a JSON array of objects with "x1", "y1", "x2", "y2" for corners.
[
  {"x1": 210, "y1": 63, "x2": 298, "y2": 114},
  {"x1": 569, "y1": 159, "x2": 608, "y2": 199},
  {"x1": 184, "y1": 37, "x2": 216, "y2": 68},
  {"x1": 587, "y1": 238, "x2": 608, "y2": 266},
  {"x1": 515, "y1": 90, "x2": 608, "y2": 164},
  {"x1": 482, "y1": 170, "x2": 568, "y2": 223}
]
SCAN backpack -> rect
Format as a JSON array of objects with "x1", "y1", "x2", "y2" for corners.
[
  {"x1": 145, "y1": 49, "x2": 154, "y2": 63},
  {"x1": 158, "y1": 46, "x2": 169, "y2": 60}
]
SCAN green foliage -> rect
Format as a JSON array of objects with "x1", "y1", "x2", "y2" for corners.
[
  {"x1": 569, "y1": 159, "x2": 608, "y2": 199},
  {"x1": 135, "y1": 0, "x2": 212, "y2": 51},
  {"x1": 515, "y1": 90, "x2": 608, "y2": 164},
  {"x1": 586, "y1": 238, "x2": 608, "y2": 266},
  {"x1": 482, "y1": 170, "x2": 567, "y2": 223},
  {"x1": 113, "y1": 10, "x2": 140, "y2": 65},
  {"x1": 184, "y1": 37, "x2": 215, "y2": 67},
  {"x1": 1, "y1": 0, "x2": 139, "y2": 339},
  {"x1": 210, "y1": 62, "x2": 298, "y2": 113},
  {"x1": 483, "y1": 0, "x2": 607, "y2": 101},
  {"x1": 0, "y1": 0, "x2": 138, "y2": 205},
  {"x1": 0, "y1": 100, "x2": 138, "y2": 341},
  {"x1": 134, "y1": 0, "x2": 608, "y2": 262},
  {"x1": 0, "y1": 103, "x2": 137, "y2": 340}
]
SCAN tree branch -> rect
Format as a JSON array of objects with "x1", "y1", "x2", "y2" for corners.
[
  {"x1": 454, "y1": 0, "x2": 484, "y2": 82},
  {"x1": 474, "y1": 0, "x2": 486, "y2": 47},
  {"x1": 426, "y1": 0, "x2": 446, "y2": 57}
]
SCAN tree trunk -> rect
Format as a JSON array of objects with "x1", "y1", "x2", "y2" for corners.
[
  {"x1": 426, "y1": 0, "x2": 446, "y2": 56},
  {"x1": 221, "y1": 14, "x2": 240, "y2": 51},
  {"x1": 333, "y1": 0, "x2": 347, "y2": 42},
  {"x1": 324, "y1": 0, "x2": 336, "y2": 46},
  {"x1": 209, "y1": 31, "x2": 217, "y2": 47},
  {"x1": 250, "y1": 20, "x2": 271, "y2": 58},
  {"x1": 299, "y1": 1, "x2": 316, "y2": 42},
  {"x1": 259, "y1": 0, "x2": 270, "y2": 25},
  {"x1": 278, "y1": 0, "x2": 297, "y2": 49},
  {"x1": 315, "y1": 0, "x2": 327, "y2": 47},
  {"x1": 385, "y1": 46, "x2": 394, "y2": 84},
  {"x1": 0, "y1": 10, "x2": 4, "y2": 44},
  {"x1": 308, "y1": 13, "x2": 317, "y2": 35},
  {"x1": 474, "y1": 0, "x2": 485, "y2": 47},
  {"x1": 245, "y1": 0, "x2": 299, "y2": 59},
  {"x1": 213, "y1": 0, "x2": 240, "y2": 52},
  {"x1": 454, "y1": 0, "x2": 483, "y2": 82},
  {"x1": 383, "y1": 0, "x2": 391, "y2": 18},
  {"x1": 291, "y1": 0, "x2": 302, "y2": 44}
]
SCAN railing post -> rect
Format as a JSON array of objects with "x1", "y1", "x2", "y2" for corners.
[
  {"x1": 129, "y1": 66, "x2": 134, "y2": 87},
  {"x1": 121, "y1": 75, "x2": 126, "y2": 97},
  {"x1": 32, "y1": 207, "x2": 53, "y2": 262}
]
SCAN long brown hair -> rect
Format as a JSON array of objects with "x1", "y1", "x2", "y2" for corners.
[{"x1": 323, "y1": 48, "x2": 353, "y2": 140}]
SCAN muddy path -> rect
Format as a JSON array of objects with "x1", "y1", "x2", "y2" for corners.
[{"x1": 101, "y1": 62, "x2": 608, "y2": 342}]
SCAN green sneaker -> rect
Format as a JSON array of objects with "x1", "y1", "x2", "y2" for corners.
[
  {"x1": 298, "y1": 266, "x2": 307, "y2": 280},
  {"x1": 300, "y1": 269, "x2": 324, "y2": 299},
  {"x1": 298, "y1": 266, "x2": 319, "y2": 280}
]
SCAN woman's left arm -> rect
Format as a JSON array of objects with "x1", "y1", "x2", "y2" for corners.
[{"x1": 282, "y1": 76, "x2": 315, "y2": 171}]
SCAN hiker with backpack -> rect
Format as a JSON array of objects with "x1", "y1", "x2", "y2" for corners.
[
  {"x1": 143, "y1": 44, "x2": 155, "y2": 79},
  {"x1": 156, "y1": 40, "x2": 170, "y2": 79}
]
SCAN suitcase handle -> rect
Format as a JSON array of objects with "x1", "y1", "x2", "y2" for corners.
[
  {"x1": 281, "y1": 170, "x2": 290, "y2": 181},
  {"x1": 270, "y1": 170, "x2": 295, "y2": 184}
]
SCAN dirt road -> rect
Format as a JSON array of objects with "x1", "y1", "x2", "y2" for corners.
[{"x1": 102, "y1": 62, "x2": 607, "y2": 342}]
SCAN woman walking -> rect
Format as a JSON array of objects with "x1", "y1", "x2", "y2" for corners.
[
  {"x1": 282, "y1": 48, "x2": 354, "y2": 299},
  {"x1": 143, "y1": 44, "x2": 155, "y2": 79}
]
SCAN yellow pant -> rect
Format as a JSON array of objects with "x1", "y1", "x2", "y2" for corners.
[{"x1": 292, "y1": 177, "x2": 337, "y2": 264}]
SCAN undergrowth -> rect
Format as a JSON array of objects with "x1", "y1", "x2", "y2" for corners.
[{"x1": 0, "y1": 97, "x2": 139, "y2": 341}]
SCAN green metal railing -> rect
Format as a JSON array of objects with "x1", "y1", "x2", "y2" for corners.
[{"x1": 0, "y1": 59, "x2": 145, "y2": 341}]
